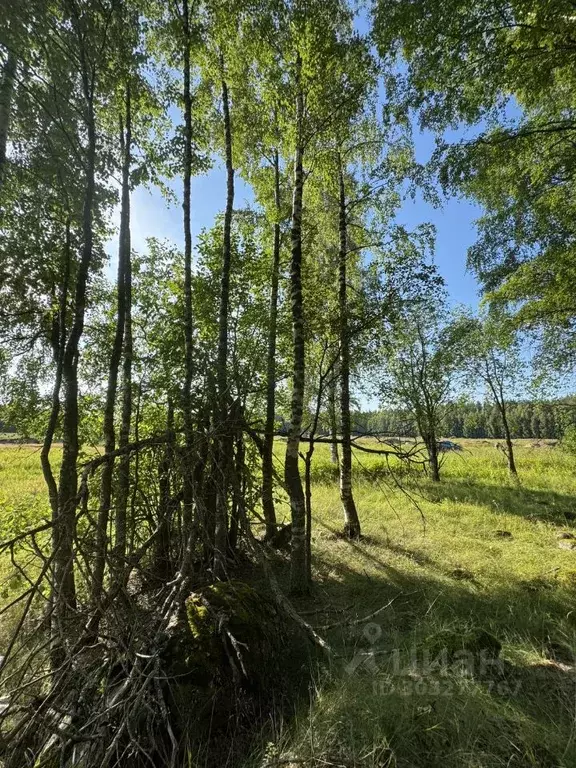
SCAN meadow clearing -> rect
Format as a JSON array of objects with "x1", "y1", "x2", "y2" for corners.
[{"x1": 1, "y1": 439, "x2": 576, "y2": 767}]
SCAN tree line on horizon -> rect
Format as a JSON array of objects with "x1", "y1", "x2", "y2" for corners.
[
  {"x1": 354, "y1": 398, "x2": 574, "y2": 441},
  {"x1": 3, "y1": 396, "x2": 570, "y2": 443}
]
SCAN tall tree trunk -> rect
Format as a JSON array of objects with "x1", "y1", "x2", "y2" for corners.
[
  {"x1": 92, "y1": 86, "x2": 131, "y2": 604},
  {"x1": 114, "y1": 91, "x2": 133, "y2": 579},
  {"x1": 285, "y1": 54, "x2": 308, "y2": 595},
  {"x1": 202, "y1": 376, "x2": 217, "y2": 565},
  {"x1": 114, "y1": 138, "x2": 133, "y2": 579},
  {"x1": 487, "y1": 368, "x2": 518, "y2": 477},
  {"x1": 304, "y1": 443, "x2": 313, "y2": 585},
  {"x1": 303, "y1": 349, "x2": 333, "y2": 587},
  {"x1": 213, "y1": 66, "x2": 234, "y2": 579},
  {"x1": 0, "y1": 49, "x2": 16, "y2": 190},
  {"x1": 261, "y1": 149, "x2": 281, "y2": 539},
  {"x1": 53, "y1": 90, "x2": 96, "y2": 665},
  {"x1": 328, "y1": 378, "x2": 339, "y2": 465},
  {"x1": 181, "y1": 0, "x2": 195, "y2": 539},
  {"x1": 228, "y1": 400, "x2": 243, "y2": 554},
  {"x1": 155, "y1": 398, "x2": 174, "y2": 582},
  {"x1": 43, "y1": 226, "x2": 69, "y2": 671},
  {"x1": 337, "y1": 157, "x2": 361, "y2": 538}
]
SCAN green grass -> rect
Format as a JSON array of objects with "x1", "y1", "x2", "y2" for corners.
[
  {"x1": 2, "y1": 440, "x2": 576, "y2": 766},
  {"x1": 260, "y1": 440, "x2": 576, "y2": 768},
  {"x1": 0, "y1": 444, "x2": 55, "y2": 648},
  {"x1": 0, "y1": 443, "x2": 53, "y2": 536}
]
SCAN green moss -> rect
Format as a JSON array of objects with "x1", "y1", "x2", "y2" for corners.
[
  {"x1": 183, "y1": 580, "x2": 313, "y2": 692},
  {"x1": 187, "y1": 602, "x2": 209, "y2": 640}
]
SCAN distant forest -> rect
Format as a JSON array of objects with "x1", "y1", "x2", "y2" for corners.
[
  {"x1": 4, "y1": 401, "x2": 573, "y2": 442},
  {"x1": 353, "y1": 399, "x2": 576, "y2": 440}
]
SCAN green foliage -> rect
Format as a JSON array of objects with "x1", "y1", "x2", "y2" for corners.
[
  {"x1": 373, "y1": 0, "x2": 576, "y2": 373},
  {"x1": 560, "y1": 424, "x2": 576, "y2": 455},
  {"x1": 3, "y1": 0, "x2": 576, "y2": 763},
  {"x1": 379, "y1": 298, "x2": 457, "y2": 431}
]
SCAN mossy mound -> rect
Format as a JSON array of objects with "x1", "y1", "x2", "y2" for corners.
[
  {"x1": 161, "y1": 580, "x2": 318, "y2": 765},
  {"x1": 184, "y1": 579, "x2": 315, "y2": 692}
]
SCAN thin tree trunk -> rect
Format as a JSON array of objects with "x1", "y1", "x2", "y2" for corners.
[
  {"x1": 285, "y1": 54, "x2": 308, "y2": 595},
  {"x1": 44, "y1": 227, "x2": 69, "y2": 665},
  {"x1": 428, "y1": 433, "x2": 440, "y2": 482},
  {"x1": 0, "y1": 48, "x2": 16, "y2": 190},
  {"x1": 53, "y1": 89, "x2": 96, "y2": 665},
  {"x1": 337, "y1": 157, "x2": 361, "y2": 538},
  {"x1": 304, "y1": 443, "x2": 313, "y2": 585},
  {"x1": 155, "y1": 398, "x2": 174, "y2": 582},
  {"x1": 228, "y1": 400, "x2": 243, "y2": 554},
  {"x1": 42, "y1": 372, "x2": 62, "y2": 519},
  {"x1": 92, "y1": 86, "x2": 131, "y2": 604},
  {"x1": 304, "y1": 347, "x2": 335, "y2": 585},
  {"x1": 261, "y1": 149, "x2": 281, "y2": 539},
  {"x1": 114, "y1": 86, "x2": 133, "y2": 579},
  {"x1": 486, "y1": 367, "x2": 518, "y2": 477},
  {"x1": 328, "y1": 378, "x2": 339, "y2": 466},
  {"x1": 214, "y1": 65, "x2": 234, "y2": 579},
  {"x1": 500, "y1": 401, "x2": 518, "y2": 476},
  {"x1": 181, "y1": 0, "x2": 195, "y2": 539},
  {"x1": 113, "y1": 84, "x2": 132, "y2": 583},
  {"x1": 42, "y1": 221, "x2": 70, "y2": 518},
  {"x1": 202, "y1": 376, "x2": 217, "y2": 565}
]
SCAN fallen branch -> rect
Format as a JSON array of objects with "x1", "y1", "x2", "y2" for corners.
[{"x1": 287, "y1": 433, "x2": 427, "y2": 462}]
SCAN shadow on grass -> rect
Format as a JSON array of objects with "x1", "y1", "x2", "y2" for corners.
[{"x1": 289, "y1": 533, "x2": 576, "y2": 768}]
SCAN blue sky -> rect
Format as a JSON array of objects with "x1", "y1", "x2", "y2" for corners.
[
  {"x1": 122, "y1": 132, "x2": 483, "y2": 310},
  {"x1": 117, "y1": 6, "x2": 484, "y2": 310},
  {"x1": 102, "y1": 34, "x2": 492, "y2": 414},
  {"x1": 395, "y1": 128, "x2": 482, "y2": 308},
  {"x1": 120, "y1": 160, "x2": 483, "y2": 413}
]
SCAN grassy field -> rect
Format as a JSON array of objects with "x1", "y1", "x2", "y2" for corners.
[
  {"x1": 262, "y1": 439, "x2": 576, "y2": 768},
  {"x1": 2, "y1": 440, "x2": 576, "y2": 766}
]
